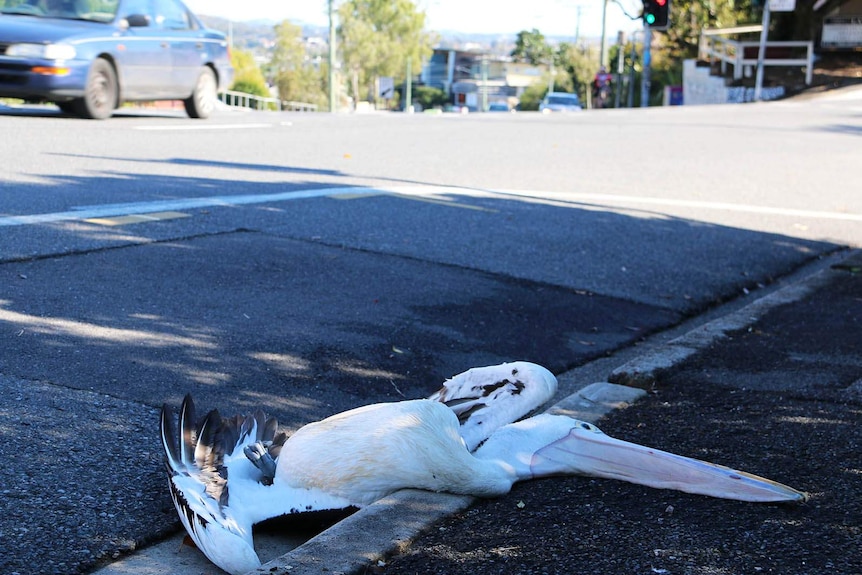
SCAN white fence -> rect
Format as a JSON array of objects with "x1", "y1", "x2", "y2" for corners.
[
  {"x1": 699, "y1": 26, "x2": 814, "y2": 85},
  {"x1": 219, "y1": 90, "x2": 319, "y2": 112}
]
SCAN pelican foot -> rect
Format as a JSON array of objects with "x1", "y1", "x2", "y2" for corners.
[{"x1": 244, "y1": 441, "x2": 277, "y2": 484}]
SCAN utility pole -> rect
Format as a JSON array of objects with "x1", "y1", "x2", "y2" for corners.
[
  {"x1": 574, "y1": 5, "x2": 582, "y2": 44},
  {"x1": 615, "y1": 31, "x2": 625, "y2": 108},
  {"x1": 599, "y1": 0, "x2": 609, "y2": 68},
  {"x1": 328, "y1": 0, "x2": 336, "y2": 113},
  {"x1": 481, "y1": 55, "x2": 488, "y2": 112},
  {"x1": 627, "y1": 30, "x2": 639, "y2": 108},
  {"x1": 640, "y1": 24, "x2": 651, "y2": 107},
  {"x1": 405, "y1": 58, "x2": 412, "y2": 113}
]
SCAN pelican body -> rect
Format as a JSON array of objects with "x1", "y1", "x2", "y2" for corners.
[{"x1": 160, "y1": 362, "x2": 805, "y2": 575}]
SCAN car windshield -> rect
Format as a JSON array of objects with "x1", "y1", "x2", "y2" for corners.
[
  {"x1": 548, "y1": 95, "x2": 579, "y2": 105},
  {"x1": 0, "y1": 0, "x2": 119, "y2": 23}
]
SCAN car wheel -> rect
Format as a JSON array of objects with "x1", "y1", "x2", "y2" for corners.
[
  {"x1": 184, "y1": 67, "x2": 217, "y2": 119},
  {"x1": 73, "y1": 58, "x2": 117, "y2": 120}
]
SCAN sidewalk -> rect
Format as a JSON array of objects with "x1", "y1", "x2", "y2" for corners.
[{"x1": 259, "y1": 251, "x2": 861, "y2": 575}]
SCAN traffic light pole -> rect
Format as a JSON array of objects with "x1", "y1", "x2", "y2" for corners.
[{"x1": 640, "y1": 24, "x2": 651, "y2": 107}]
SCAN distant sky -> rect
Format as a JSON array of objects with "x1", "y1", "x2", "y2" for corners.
[{"x1": 182, "y1": 0, "x2": 642, "y2": 39}]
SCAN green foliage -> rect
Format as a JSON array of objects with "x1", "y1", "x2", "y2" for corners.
[
  {"x1": 410, "y1": 85, "x2": 447, "y2": 109},
  {"x1": 661, "y1": 0, "x2": 760, "y2": 60},
  {"x1": 555, "y1": 43, "x2": 600, "y2": 103},
  {"x1": 511, "y1": 29, "x2": 553, "y2": 65},
  {"x1": 270, "y1": 20, "x2": 328, "y2": 110},
  {"x1": 338, "y1": 0, "x2": 433, "y2": 104},
  {"x1": 517, "y1": 83, "x2": 547, "y2": 111},
  {"x1": 229, "y1": 49, "x2": 269, "y2": 97},
  {"x1": 511, "y1": 35, "x2": 599, "y2": 107}
]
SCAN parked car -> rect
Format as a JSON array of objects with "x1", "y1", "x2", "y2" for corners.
[
  {"x1": 539, "y1": 92, "x2": 582, "y2": 113},
  {"x1": 0, "y1": 0, "x2": 233, "y2": 119},
  {"x1": 487, "y1": 101, "x2": 512, "y2": 113}
]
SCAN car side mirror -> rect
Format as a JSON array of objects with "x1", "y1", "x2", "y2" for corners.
[{"x1": 124, "y1": 14, "x2": 151, "y2": 27}]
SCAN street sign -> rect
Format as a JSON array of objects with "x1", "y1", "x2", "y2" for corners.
[
  {"x1": 378, "y1": 77, "x2": 394, "y2": 99},
  {"x1": 768, "y1": 0, "x2": 796, "y2": 11}
]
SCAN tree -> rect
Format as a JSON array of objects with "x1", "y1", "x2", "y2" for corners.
[
  {"x1": 659, "y1": 0, "x2": 759, "y2": 60},
  {"x1": 270, "y1": 20, "x2": 328, "y2": 110},
  {"x1": 229, "y1": 49, "x2": 270, "y2": 103},
  {"x1": 554, "y1": 43, "x2": 600, "y2": 103},
  {"x1": 511, "y1": 29, "x2": 553, "y2": 66},
  {"x1": 410, "y1": 85, "x2": 447, "y2": 110},
  {"x1": 517, "y1": 83, "x2": 547, "y2": 111},
  {"x1": 337, "y1": 0, "x2": 433, "y2": 105}
]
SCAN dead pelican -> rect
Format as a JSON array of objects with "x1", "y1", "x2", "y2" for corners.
[{"x1": 160, "y1": 362, "x2": 805, "y2": 575}]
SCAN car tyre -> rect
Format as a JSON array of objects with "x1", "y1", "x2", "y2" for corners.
[
  {"x1": 73, "y1": 58, "x2": 117, "y2": 120},
  {"x1": 184, "y1": 67, "x2": 217, "y2": 119}
]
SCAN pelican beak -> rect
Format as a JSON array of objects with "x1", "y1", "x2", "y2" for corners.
[{"x1": 530, "y1": 420, "x2": 807, "y2": 503}]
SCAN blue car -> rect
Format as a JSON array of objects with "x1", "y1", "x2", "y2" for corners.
[{"x1": 0, "y1": 0, "x2": 233, "y2": 119}]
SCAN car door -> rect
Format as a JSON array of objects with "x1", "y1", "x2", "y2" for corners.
[
  {"x1": 115, "y1": 0, "x2": 172, "y2": 99},
  {"x1": 153, "y1": 0, "x2": 202, "y2": 98}
]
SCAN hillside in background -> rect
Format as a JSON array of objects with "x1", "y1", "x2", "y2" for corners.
[{"x1": 196, "y1": 14, "x2": 586, "y2": 54}]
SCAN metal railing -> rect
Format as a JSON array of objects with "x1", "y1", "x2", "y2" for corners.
[
  {"x1": 699, "y1": 27, "x2": 814, "y2": 85},
  {"x1": 219, "y1": 90, "x2": 319, "y2": 112}
]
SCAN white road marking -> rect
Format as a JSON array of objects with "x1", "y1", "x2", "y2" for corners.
[
  {"x1": 133, "y1": 123, "x2": 274, "y2": 131},
  {"x1": 2, "y1": 185, "x2": 861, "y2": 228},
  {"x1": 84, "y1": 211, "x2": 190, "y2": 226},
  {"x1": 487, "y1": 188, "x2": 862, "y2": 223},
  {"x1": 0, "y1": 187, "x2": 380, "y2": 227}
]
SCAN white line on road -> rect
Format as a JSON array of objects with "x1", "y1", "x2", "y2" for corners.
[
  {"x1": 0, "y1": 187, "x2": 378, "y2": 227},
  {"x1": 132, "y1": 123, "x2": 274, "y2": 131},
  {"x1": 2, "y1": 185, "x2": 861, "y2": 228},
  {"x1": 487, "y1": 188, "x2": 862, "y2": 223}
]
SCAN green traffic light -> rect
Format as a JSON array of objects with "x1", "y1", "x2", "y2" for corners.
[{"x1": 646, "y1": 14, "x2": 656, "y2": 24}]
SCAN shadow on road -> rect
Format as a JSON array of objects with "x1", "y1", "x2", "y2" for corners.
[{"x1": 0, "y1": 166, "x2": 842, "y2": 575}]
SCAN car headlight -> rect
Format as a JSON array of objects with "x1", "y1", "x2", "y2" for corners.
[{"x1": 6, "y1": 43, "x2": 77, "y2": 60}]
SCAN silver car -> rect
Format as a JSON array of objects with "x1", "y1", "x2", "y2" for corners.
[{"x1": 539, "y1": 92, "x2": 582, "y2": 113}]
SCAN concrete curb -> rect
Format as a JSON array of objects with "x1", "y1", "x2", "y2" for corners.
[
  {"x1": 252, "y1": 254, "x2": 850, "y2": 575},
  {"x1": 607, "y1": 262, "x2": 836, "y2": 389}
]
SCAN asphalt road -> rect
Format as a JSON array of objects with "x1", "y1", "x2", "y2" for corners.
[{"x1": 1, "y1": 88, "x2": 861, "y2": 574}]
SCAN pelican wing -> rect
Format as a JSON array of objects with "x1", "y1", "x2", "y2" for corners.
[
  {"x1": 429, "y1": 361, "x2": 558, "y2": 451},
  {"x1": 161, "y1": 396, "x2": 366, "y2": 574},
  {"x1": 161, "y1": 395, "x2": 286, "y2": 573}
]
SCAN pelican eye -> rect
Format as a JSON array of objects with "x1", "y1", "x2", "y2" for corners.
[{"x1": 578, "y1": 422, "x2": 603, "y2": 434}]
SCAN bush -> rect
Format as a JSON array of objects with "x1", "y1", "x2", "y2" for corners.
[
  {"x1": 518, "y1": 83, "x2": 547, "y2": 111},
  {"x1": 411, "y1": 85, "x2": 448, "y2": 110}
]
